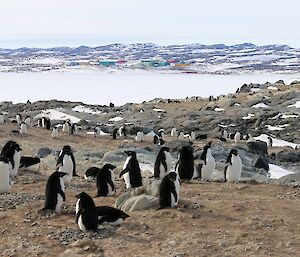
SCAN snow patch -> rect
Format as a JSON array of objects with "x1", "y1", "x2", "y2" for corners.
[
  {"x1": 251, "y1": 102, "x2": 269, "y2": 108},
  {"x1": 242, "y1": 113, "x2": 255, "y2": 120},
  {"x1": 34, "y1": 109, "x2": 81, "y2": 123},
  {"x1": 254, "y1": 134, "x2": 299, "y2": 149},
  {"x1": 72, "y1": 105, "x2": 102, "y2": 115},
  {"x1": 153, "y1": 108, "x2": 166, "y2": 113},
  {"x1": 214, "y1": 107, "x2": 225, "y2": 112},
  {"x1": 268, "y1": 164, "x2": 294, "y2": 179},
  {"x1": 288, "y1": 101, "x2": 300, "y2": 108},
  {"x1": 108, "y1": 116, "x2": 124, "y2": 122}
]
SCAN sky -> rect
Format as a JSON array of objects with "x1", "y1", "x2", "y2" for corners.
[{"x1": 1, "y1": 0, "x2": 300, "y2": 48}]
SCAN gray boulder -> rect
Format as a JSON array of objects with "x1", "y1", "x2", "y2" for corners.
[{"x1": 247, "y1": 140, "x2": 268, "y2": 156}]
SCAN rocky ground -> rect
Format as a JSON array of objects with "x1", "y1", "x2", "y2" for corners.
[
  {"x1": 0, "y1": 80, "x2": 300, "y2": 257},
  {"x1": 0, "y1": 123, "x2": 299, "y2": 257}
]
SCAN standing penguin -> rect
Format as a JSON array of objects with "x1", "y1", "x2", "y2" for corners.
[
  {"x1": 16, "y1": 114, "x2": 22, "y2": 124},
  {"x1": 178, "y1": 132, "x2": 185, "y2": 140},
  {"x1": 159, "y1": 172, "x2": 180, "y2": 208},
  {"x1": 52, "y1": 126, "x2": 59, "y2": 138},
  {"x1": 170, "y1": 128, "x2": 178, "y2": 137},
  {"x1": 56, "y1": 145, "x2": 77, "y2": 183},
  {"x1": 24, "y1": 116, "x2": 31, "y2": 126},
  {"x1": 75, "y1": 192, "x2": 98, "y2": 232},
  {"x1": 1, "y1": 141, "x2": 22, "y2": 177},
  {"x1": 135, "y1": 131, "x2": 144, "y2": 142},
  {"x1": 62, "y1": 120, "x2": 71, "y2": 134},
  {"x1": 154, "y1": 147, "x2": 172, "y2": 179},
  {"x1": 84, "y1": 167, "x2": 101, "y2": 180},
  {"x1": 222, "y1": 129, "x2": 228, "y2": 139},
  {"x1": 119, "y1": 125, "x2": 126, "y2": 138},
  {"x1": 175, "y1": 145, "x2": 194, "y2": 180},
  {"x1": 199, "y1": 141, "x2": 215, "y2": 181},
  {"x1": 96, "y1": 164, "x2": 116, "y2": 197},
  {"x1": 234, "y1": 132, "x2": 241, "y2": 143},
  {"x1": 0, "y1": 156, "x2": 11, "y2": 193},
  {"x1": 0, "y1": 113, "x2": 4, "y2": 124},
  {"x1": 20, "y1": 122, "x2": 28, "y2": 135},
  {"x1": 43, "y1": 171, "x2": 67, "y2": 213},
  {"x1": 71, "y1": 123, "x2": 79, "y2": 135},
  {"x1": 267, "y1": 136, "x2": 273, "y2": 147},
  {"x1": 224, "y1": 149, "x2": 242, "y2": 183},
  {"x1": 112, "y1": 128, "x2": 118, "y2": 139},
  {"x1": 119, "y1": 151, "x2": 142, "y2": 189}
]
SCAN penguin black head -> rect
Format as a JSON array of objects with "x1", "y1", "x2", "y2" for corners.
[
  {"x1": 75, "y1": 192, "x2": 96, "y2": 209},
  {"x1": 168, "y1": 172, "x2": 177, "y2": 182},
  {"x1": 124, "y1": 150, "x2": 136, "y2": 158},
  {"x1": 62, "y1": 145, "x2": 72, "y2": 153},
  {"x1": 102, "y1": 163, "x2": 116, "y2": 171},
  {"x1": 230, "y1": 149, "x2": 238, "y2": 156},
  {"x1": 205, "y1": 141, "x2": 212, "y2": 149},
  {"x1": 56, "y1": 171, "x2": 68, "y2": 178}
]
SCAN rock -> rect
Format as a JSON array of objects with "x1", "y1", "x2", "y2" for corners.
[
  {"x1": 35, "y1": 147, "x2": 52, "y2": 158},
  {"x1": 120, "y1": 194, "x2": 159, "y2": 212},
  {"x1": 253, "y1": 157, "x2": 269, "y2": 171},
  {"x1": 247, "y1": 141, "x2": 268, "y2": 156},
  {"x1": 276, "y1": 151, "x2": 300, "y2": 162}
]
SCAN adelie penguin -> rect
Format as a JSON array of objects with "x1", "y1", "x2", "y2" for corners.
[
  {"x1": 42, "y1": 171, "x2": 67, "y2": 214},
  {"x1": 224, "y1": 149, "x2": 242, "y2": 183},
  {"x1": 20, "y1": 156, "x2": 40, "y2": 171},
  {"x1": 84, "y1": 167, "x2": 101, "y2": 180},
  {"x1": 119, "y1": 151, "x2": 142, "y2": 189},
  {"x1": 159, "y1": 172, "x2": 180, "y2": 209},
  {"x1": 75, "y1": 192, "x2": 98, "y2": 232},
  {"x1": 96, "y1": 206, "x2": 130, "y2": 226},
  {"x1": 62, "y1": 120, "x2": 71, "y2": 134},
  {"x1": 175, "y1": 145, "x2": 195, "y2": 180},
  {"x1": 154, "y1": 147, "x2": 172, "y2": 179},
  {"x1": 112, "y1": 128, "x2": 118, "y2": 139},
  {"x1": 16, "y1": 114, "x2": 22, "y2": 124},
  {"x1": 0, "y1": 156, "x2": 11, "y2": 194},
  {"x1": 199, "y1": 141, "x2": 215, "y2": 181},
  {"x1": 56, "y1": 145, "x2": 77, "y2": 183},
  {"x1": 19, "y1": 122, "x2": 28, "y2": 135},
  {"x1": 96, "y1": 164, "x2": 116, "y2": 196},
  {"x1": 1, "y1": 141, "x2": 22, "y2": 177},
  {"x1": 118, "y1": 125, "x2": 126, "y2": 138}
]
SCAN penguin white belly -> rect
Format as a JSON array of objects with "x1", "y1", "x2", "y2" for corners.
[
  {"x1": 0, "y1": 162, "x2": 11, "y2": 193},
  {"x1": 159, "y1": 163, "x2": 167, "y2": 179},
  {"x1": 52, "y1": 129, "x2": 59, "y2": 138},
  {"x1": 170, "y1": 192, "x2": 178, "y2": 208},
  {"x1": 10, "y1": 151, "x2": 21, "y2": 177},
  {"x1": 0, "y1": 115, "x2": 4, "y2": 124},
  {"x1": 107, "y1": 183, "x2": 115, "y2": 196},
  {"x1": 123, "y1": 173, "x2": 131, "y2": 189},
  {"x1": 226, "y1": 156, "x2": 242, "y2": 182},
  {"x1": 78, "y1": 215, "x2": 86, "y2": 231},
  {"x1": 59, "y1": 156, "x2": 73, "y2": 175},
  {"x1": 55, "y1": 193, "x2": 64, "y2": 213},
  {"x1": 165, "y1": 153, "x2": 172, "y2": 173},
  {"x1": 201, "y1": 157, "x2": 215, "y2": 181},
  {"x1": 75, "y1": 199, "x2": 80, "y2": 213},
  {"x1": 103, "y1": 218, "x2": 124, "y2": 226}
]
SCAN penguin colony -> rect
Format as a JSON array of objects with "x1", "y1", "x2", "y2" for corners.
[{"x1": 0, "y1": 113, "x2": 250, "y2": 235}]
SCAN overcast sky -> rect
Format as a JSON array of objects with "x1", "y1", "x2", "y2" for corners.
[{"x1": 1, "y1": 0, "x2": 300, "y2": 48}]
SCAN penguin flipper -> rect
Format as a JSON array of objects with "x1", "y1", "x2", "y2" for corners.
[
  {"x1": 224, "y1": 165, "x2": 228, "y2": 182},
  {"x1": 75, "y1": 209, "x2": 82, "y2": 223},
  {"x1": 71, "y1": 154, "x2": 77, "y2": 176},
  {"x1": 119, "y1": 168, "x2": 129, "y2": 178},
  {"x1": 58, "y1": 189, "x2": 66, "y2": 201}
]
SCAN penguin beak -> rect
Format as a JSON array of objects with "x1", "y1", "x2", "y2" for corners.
[{"x1": 75, "y1": 194, "x2": 80, "y2": 198}]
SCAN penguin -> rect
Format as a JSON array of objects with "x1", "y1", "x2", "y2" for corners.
[
  {"x1": 16, "y1": 114, "x2": 22, "y2": 124},
  {"x1": 199, "y1": 141, "x2": 215, "y2": 181},
  {"x1": 20, "y1": 156, "x2": 40, "y2": 170},
  {"x1": 37, "y1": 118, "x2": 42, "y2": 127},
  {"x1": 234, "y1": 132, "x2": 241, "y2": 143},
  {"x1": 267, "y1": 136, "x2": 273, "y2": 147},
  {"x1": 10, "y1": 130, "x2": 20, "y2": 136},
  {"x1": 0, "y1": 141, "x2": 22, "y2": 177},
  {"x1": 20, "y1": 122, "x2": 28, "y2": 135},
  {"x1": 154, "y1": 147, "x2": 172, "y2": 179},
  {"x1": 96, "y1": 206, "x2": 130, "y2": 226},
  {"x1": 96, "y1": 164, "x2": 116, "y2": 197},
  {"x1": 158, "y1": 137, "x2": 165, "y2": 146},
  {"x1": 71, "y1": 123, "x2": 80, "y2": 135},
  {"x1": 0, "y1": 113, "x2": 5, "y2": 124},
  {"x1": 84, "y1": 167, "x2": 101, "y2": 180},
  {"x1": 170, "y1": 128, "x2": 178, "y2": 137},
  {"x1": 178, "y1": 132, "x2": 185, "y2": 140},
  {"x1": 175, "y1": 145, "x2": 194, "y2": 180},
  {"x1": 24, "y1": 116, "x2": 31, "y2": 126},
  {"x1": 56, "y1": 145, "x2": 77, "y2": 183},
  {"x1": 119, "y1": 151, "x2": 142, "y2": 189},
  {"x1": 158, "y1": 129, "x2": 164, "y2": 138},
  {"x1": 44, "y1": 117, "x2": 51, "y2": 130},
  {"x1": 112, "y1": 128, "x2": 118, "y2": 139},
  {"x1": 159, "y1": 172, "x2": 180, "y2": 208},
  {"x1": 62, "y1": 120, "x2": 71, "y2": 134},
  {"x1": 190, "y1": 131, "x2": 196, "y2": 141},
  {"x1": 222, "y1": 129, "x2": 228, "y2": 139},
  {"x1": 75, "y1": 192, "x2": 98, "y2": 232},
  {"x1": 94, "y1": 125, "x2": 103, "y2": 137},
  {"x1": 119, "y1": 125, "x2": 126, "y2": 138},
  {"x1": 52, "y1": 126, "x2": 59, "y2": 138},
  {"x1": 43, "y1": 171, "x2": 66, "y2": 214},
  {"x1": 135, "y1": 131, "x2": 144, "y2": 142},
  {"x1": 153, "y1": 134, "x2": 159, "y2": 144},
  {"x1": 0, "y1": 156, "x2": 11, "y2": 194},
  {"x1": 224, "y1": 149, "x2": 242, "y2": 183}
]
